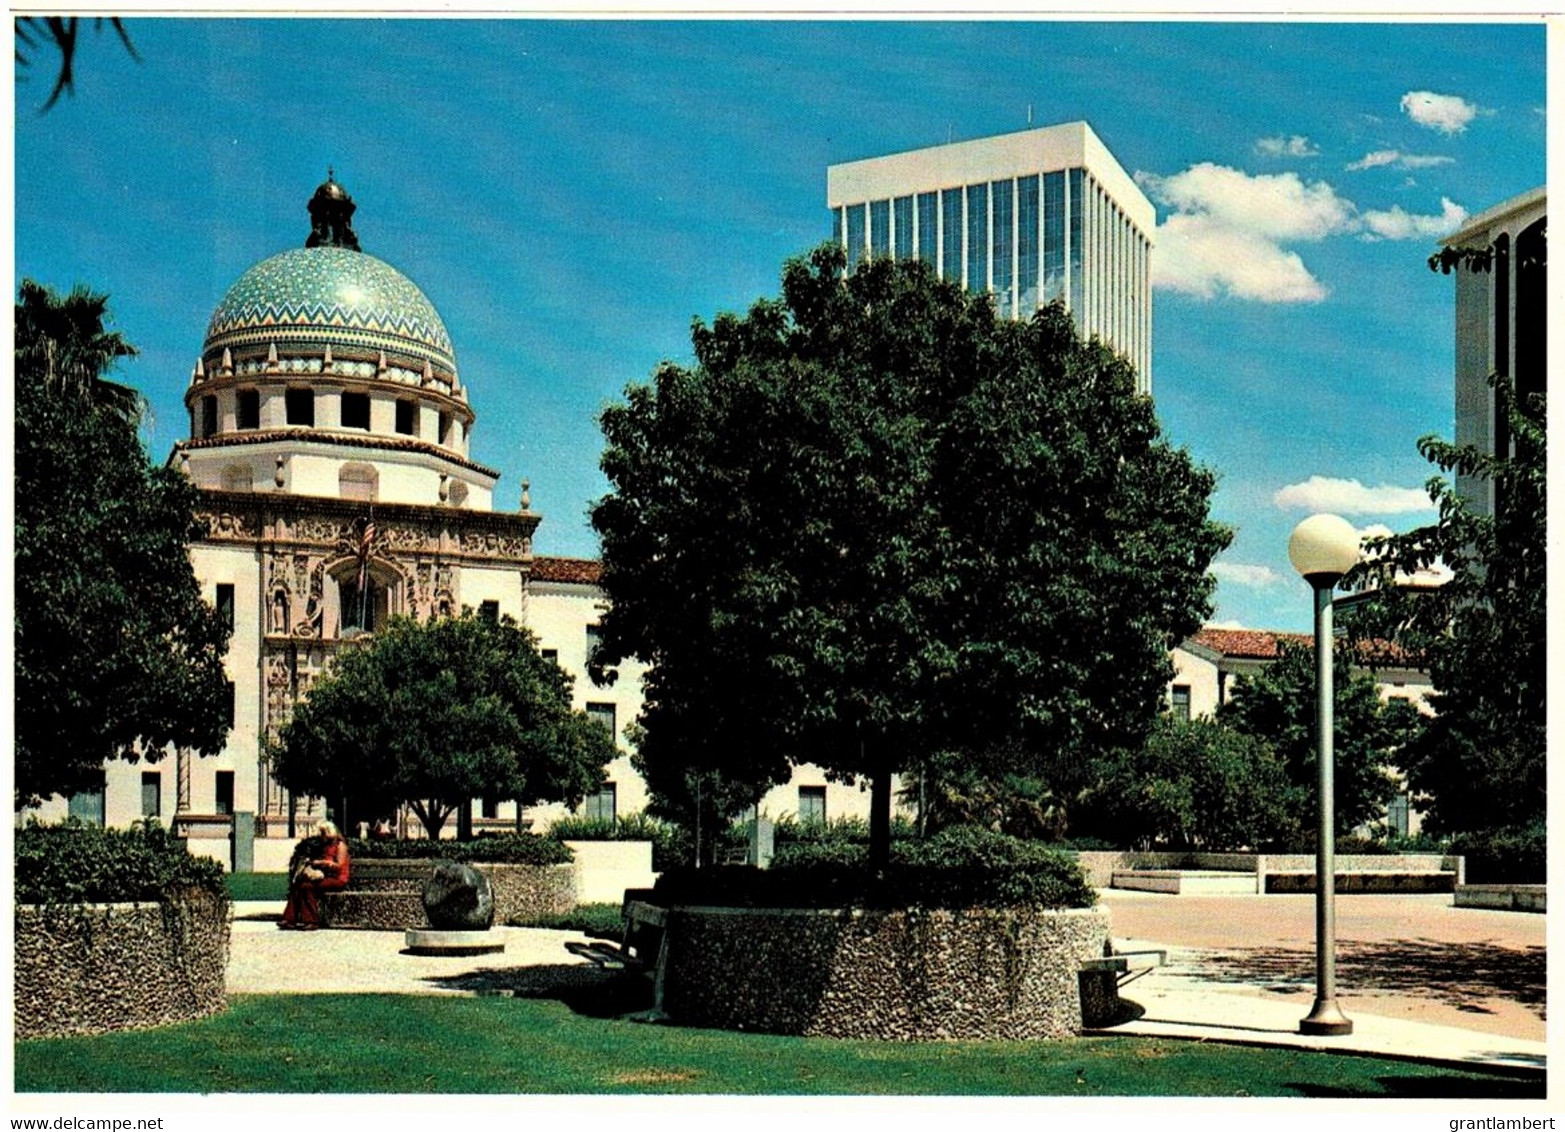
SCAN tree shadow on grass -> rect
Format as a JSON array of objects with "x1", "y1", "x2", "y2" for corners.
[
  {"x1": 1191, "y1": 940, "x2": 1545, "y2": 1019},
  {"x1": 1288, "y1": 1072, "x2": 1544, "y2": 1099},
  {"x1": 420, "y1": 963, "x2": 654, "y2": 1018}
]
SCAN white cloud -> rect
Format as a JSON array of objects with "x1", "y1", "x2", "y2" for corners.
[
  {"x1": 1139, "y1": 164, "x2": 1357, "y2": 302},
  {"x1": 1143, "y1": 164, "x2": 1355, "y2": 241},
  {"x1": 1346, "y1": 149, "x2": 1455, "y2": 172},
  {"x1": 1256, "y1": 134, "x2": 1319, "y2": 158},
  {"x1": 1401, "y1": 90, "x2": 1480, "y2": 134},
  {"x1": 1153, "y1": 213, "x2": 1327, "y2": 301},
  {"x1": 1141, "y1": 161, "x2": 1471, "y2": 299},
  {"x1": 1273, "y1": 476, "x2": 1435, "y2": 515},
  {"x1": 1210, "y1": 561, "x2": 1283, "y2": 588},
  {"x1": 1204, "y1": 619, "x2": 1251, "y2": 631},
  {"x1": 1361, "y1": 197, "x2": 1468, "y2": 241}
]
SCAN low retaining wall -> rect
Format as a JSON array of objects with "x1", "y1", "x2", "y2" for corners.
[
  {"x1": 1077, "y1": 851, "x2": 1462, "y2": 893},
  {"x1": 15, "y1": 895, "x2": 231, "y2": 1039},
  {"x1": 658, "y1": 904, "x2": 1110, "y2": 1041},
  {"x1": 1454, "y1": 884, "x2": 1546, "y2": 913},
  {"x1": 321, "y1": 860, "x2": 576, "y2": 929}
]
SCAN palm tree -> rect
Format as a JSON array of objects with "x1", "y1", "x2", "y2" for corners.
[{"x1": 15, "y1": 279, "x2": 143, "y2": 423}]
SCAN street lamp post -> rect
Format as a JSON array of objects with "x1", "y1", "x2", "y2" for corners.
[{"x1": 1287, "y1": 513, "x2": 1361, "y2": 1038}]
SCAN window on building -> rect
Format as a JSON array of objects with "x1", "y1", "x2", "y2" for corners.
[
  {"x1": 1170, "y1": 684, "x2": 1192, "y2": 722},
  {"x1": 200, "y1": 395, "x2": 218, "y2": 438},
  {"x1": 586, "y1": 702, "x2": 617, "y2": 746},
  {"x1": 224, "y1": 680, "x2": 236, "y2": 729},
  {"x1": 1043, "y1": 170, "x2": 1066, "y2": 304},
  {"x1": 585, "y1": 783, "x2": 617, "y2": 823},
  {"x1": 340, "y1": 391, "x2": 371, "y2": 430},
  {"x1": 941, "y1": 188, "x2": 963, "y2": 282},
  {"x1": 439, "y1": 412, "x2": 453, "y2": 446},
  {"x1": 1387, "y1": 793, "x2": 1411, "y2": 839},
  {"x1": 481, "y1": 796, "x2": 499, "y2": 820},
  {"x1": 540, "y1": 648, "x2": 558, "y2": 662},
  {"x1": 68, "y1": 774, "x2": 106, "y2": 827},
  {"x1": 1068, "y1": 168, "x2": 1085, "y2": 331},
  {"x1": 215, "y1": 584, "x2": 235, "y2": 631},
  {"x1": 916, "y1": 191, "x2": 938, "y2": 265},
  {"x1": 396, "y1": 399, "x2": 417, "y2": 436},
  {"x1": 965, "y1": 182, "x2": 988, "y2": 293},
  {"x1": 214, "y1": 771, "x2": 235, "y2": 816},
  {"x1": 478, "y1": 600, "x2": 500, "y2": 623},
  {"x1": 1018, "y1": 174, "x2": 1040, "y2": 311},
  {"x1": 869, "y1": 198, "x2": 890, "y2": 259},
  {"x1": 235, "y1": 389, "x2": 260, "y2": 430},
  {"x1": 141, "y1": 772, "x2": 162, "y2": 818},
  {"x1": 286, "y1": 387, "x2": 314, "y2": 426},
  {"x1": 845, "y1": 203, "x2": 866, "y2": 271},
  {"x1": 992, "y1": 178, "x2": 1014, "y2": 317},
  {"x1": 586, "y1": 623, "x2": 603, "y2": 663},
  {"x1": 893, "y1": 195, "x2": 914, "y2": 260},
  {"x1": 339, "y1": 575, "x2": 389, "y2": 635},
  {"x1": 798, "y1": 786, "x2": 827, "y2": 825}
]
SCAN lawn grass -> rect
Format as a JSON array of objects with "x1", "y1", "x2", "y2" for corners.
[
  {"x1": 14, "y1": 993, "x2": 1541, "y2": 1098},
  {"x1": 225, "y1": 872, "x2": 289, "y2": 902}
]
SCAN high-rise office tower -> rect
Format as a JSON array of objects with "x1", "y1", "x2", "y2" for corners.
[{"x1": 828, "y1": 121, "x2": 1154, "y2": 391}]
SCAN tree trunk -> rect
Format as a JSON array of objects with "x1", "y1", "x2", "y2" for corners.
[
  {"x1": 457, "y1": 799, "x2": 473, "y2": 841},
  {"x1": 869, "y1": 765, "x2": 892, "y2": 869}
]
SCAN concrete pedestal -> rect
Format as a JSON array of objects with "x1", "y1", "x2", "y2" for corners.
[{"x1": 404, "y1": 928, "x2": 506, "y2": 956}]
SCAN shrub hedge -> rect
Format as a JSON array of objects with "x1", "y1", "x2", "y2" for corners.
[
  {"x1": 654, "y1": 826, "x2": 1095, "y2": 910},
  {"x1": 15, "y1": 820, "x2": 228, "y2": 906},
  {"x1": 1450, "y1": 824, "x2": 1546, "y2": 884},
  {"x1": 342, "y1": 833, "x2": 573, "y2": 866},
  {"x1": 547, "y1": 813, "x2": 690, "y2": 872}
]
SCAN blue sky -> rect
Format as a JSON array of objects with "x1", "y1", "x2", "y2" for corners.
[{"x1": 13, "y1": 17, "x2": 1547, "y2": 632}]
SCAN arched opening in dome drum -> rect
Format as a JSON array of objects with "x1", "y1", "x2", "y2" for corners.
[
  {"x1": 395, "y1": 399, "x2": 418, "y2": 437},
  {"x1": 199, "y1": 396, "x2": 218, "y2": 438},
  {"x1": 236, "y1": 389, "x2": 260, "y2": 431},
  {"x1": 339, "y1": 463, "x2": 378, "y2": 503}
]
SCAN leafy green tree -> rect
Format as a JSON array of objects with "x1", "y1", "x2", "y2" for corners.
[
  {"x1": 271, "y1": 612, "x2": 616, "y2": 839},
  {"x1": 15, "y1": 281, "x2": 232, "y2": 809},
  {"x1": 591, "y1": 246, "x2": 1230, "y2": 863},
  {"x1": 1217, "y1": 644, "x2": 1418, "y2": 837},
  {"x1": 1076, "y1": 717, "x2": 1298, "y2": 851},
  {"x1": 1345, "y1": 372, "x2": 1545, "y2": 835}
]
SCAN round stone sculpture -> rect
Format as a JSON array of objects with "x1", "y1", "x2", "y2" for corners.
[{"x1": 421, "y1": 861, "x2": 495, "y2": 931}]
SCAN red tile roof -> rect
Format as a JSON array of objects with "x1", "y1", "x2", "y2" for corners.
[
  {"x1": 1188, "y1": 628, "x2": 1311, "y2": 660},
  {"x1": 530, "y1": 556, "x2": 603, "y2": 585}
]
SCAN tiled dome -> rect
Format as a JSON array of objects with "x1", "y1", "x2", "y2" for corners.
[{"x1": 202, "y1": 246, "x2": 457, "y2": 382}]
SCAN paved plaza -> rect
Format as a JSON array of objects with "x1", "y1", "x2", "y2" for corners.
[{"x1": 228, "y1": 888, "x2": 1546, "y2": 1076}]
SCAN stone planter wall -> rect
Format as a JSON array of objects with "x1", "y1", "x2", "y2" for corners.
[
  {"x1": 323, "y1": 859, "x2": 576, "y2": 928},
  {"x1": 15, "y1": 894, "x2": 231, "y2": 1039},
  {"x1": 659, "y1": 904, "x2": 1110, "y2": 1041}
]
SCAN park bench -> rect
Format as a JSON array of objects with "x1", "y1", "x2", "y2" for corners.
[{"x1": 319, "y1": 861, "x2": 432, "y2": 930}]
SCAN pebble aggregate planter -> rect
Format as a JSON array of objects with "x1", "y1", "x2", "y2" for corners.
[
  {"x1": 659, "y1": 904, "x2": 1110, "y2": 1041},
  {"x1": 15, "y1": 893, "x2": 231, "y2": 1039},
  {"x1": 321, "y1": 860, "x2": 576, "y2": 929}
]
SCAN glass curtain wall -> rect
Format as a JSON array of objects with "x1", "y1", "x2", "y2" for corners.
[{"x1": 992, "y1": 179, "x2": 1014, "y2": 318}]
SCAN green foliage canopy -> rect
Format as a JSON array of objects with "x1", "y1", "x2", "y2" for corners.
[
  {"x1": 1345, "y1": 372, "x2": 1545, "y2": 835},
  {"x1": 15, "y1": 281, "x2": 232, "y2": 809},
  {"x1": 1217, "y1": 643, "x2": 1418, "y2": 837},
  {"x1": 270, "y1": 611, "x2": 616, "y2": 839},
  {"x1": 590, "y1": 246, "x2": 1230, "y2": 858},
  {"x1": 1078, "y1": 717, "x2": 1297, "y2": 851}
]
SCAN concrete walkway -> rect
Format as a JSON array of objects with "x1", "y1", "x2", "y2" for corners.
[{"x1": 227, "y1": 897, "x2": 1546, "y2": 1075}]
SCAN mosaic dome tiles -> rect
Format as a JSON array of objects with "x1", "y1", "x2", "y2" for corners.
[{"x1": 204, "y1": 247, "x2": 456, "y2": 377}]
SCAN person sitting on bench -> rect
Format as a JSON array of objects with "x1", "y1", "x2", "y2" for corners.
[{"x1": 280, "y1": 820, "x2": 351, "y2": 931}]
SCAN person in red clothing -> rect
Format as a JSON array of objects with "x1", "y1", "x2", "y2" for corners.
[{"x1": 279, "y1": 820, "x2": 351, "y2": 930}]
